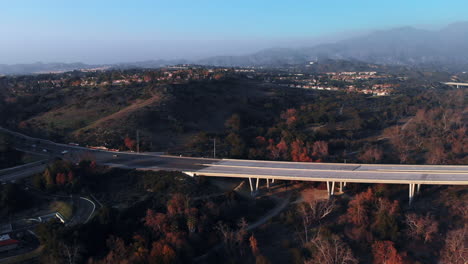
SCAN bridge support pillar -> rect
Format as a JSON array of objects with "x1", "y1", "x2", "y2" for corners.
[
  {"x1": 255, "y1": 178, "x2": 260, "y2": 192},
  {"x1": 266, "y1": 179, "x2": 270, "y2": 189},
  {"x1": 248, "y1": 178, "x2": 254, "y2": 193},
  {"x1": 409, "y1": 183, "x2": 416, "y2": 205},
  {"x1": 416, "y1": 184, "x2": 421, "y2": 194},
  {"x1": 326, "y1": 181, "x2": 336, "y2": 197},
  {"x1": 272, "y1": 179, "x2": 275, "y2": 183},
  {"x1": 339, "y1": 182, "x2": 345, "y2": 193}
]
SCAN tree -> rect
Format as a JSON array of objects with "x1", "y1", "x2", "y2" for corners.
[
  {"x1": 267, "y1": 139, "x2": 280, "y2": 160},
  {"x1": 298, "y1": 197, "x2": 336, "y2": 243},
  {"x1": 372, "y1": 199, "x2": 400, "y2": 241},
  {"x1": 100, "y1": 236, "x2": 130, "y2": 264},
  {"x1": 405, "y1": 213, "x2": 438, "y2": 243},
  {"x1": 276, "y1": 139, "x2": 289, "y2": 160},
  {"x1": 426, "y1": 143, "x2": 448, "y2": 165},
  {"x1": 144, "y1": 209, "x2": 168, "y2": 234},
  {"x1": 312, "y1": 141, "x2": 329, "y2": 160},
  {"x1": 290, "y1": 139, "x2": 312, "y2": 162},
  {"x1": 44, "y1": 168, "x2": 55, "y2": 189},
  {"x1": 225, "y1": 114, "x2": 241, "y2": 132},
  {"x1": 67, "y1": 171, "x2": 74, "y2": 183},
  {"x1": 345, "y1": 188, "x2": 374, "y2": 227},
  {"x1": 124, "y1": 136, "x2": 136, "y2": 151},
  {"x1": 249, "y1": 235, "x2": 259, "y2": 255},
  {"x1": 359, "y1": 146, "x2": 383, "y2": 163},
  {"x1": 255, "y1": 255, "x2": 271, "y2": 264},
  {"x1": 371, "y1": 240, "x2": 403, "y2": 264},
  {"x1": 281, "y1": 108, "x2": 298, "y2": 127},
  {"x1": 167, "y1": 193, "x2": 187, "y2": 216},
  {"x1": 440, "y1": 226, "x2": 468, "y2": 264},
  {"x1": 226, "y1": 132, "x2": 245, "y2": 157},
  {"x1": 56, "y1": 172, "x2": 67, "y2": 185},
  {"x1": 149, "y1": 241, "x2": 176, "y2": 264},
  {"x1": 305, "y1": 234, "x2": 358, "y2": 264}
]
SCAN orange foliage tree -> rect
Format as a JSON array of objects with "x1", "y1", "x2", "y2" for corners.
[{"x1": 371, "y1": 240, "x2": 403, "y2": 264}]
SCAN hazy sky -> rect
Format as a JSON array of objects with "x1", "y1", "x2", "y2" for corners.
[{"x1": 1, "y1": 0, "x2": 468, "y2": 64}]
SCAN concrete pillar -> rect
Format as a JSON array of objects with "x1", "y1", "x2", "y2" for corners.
[
  {"x1": 272, "y1": 179, "x2": 275, "y2": 183},
  {"x1": 416, "y1": 184, "x2": 421, "y2": 194},
  {"x1": 408, "y1": 183, "x2": 412, "y2": 204},
  {"x1": 409, "y1": 183, "x2": 416, "y2": 205},
  {"x1": 339, "y1": 182, "x2": 343, "y2": 193},
  {"x1": 326, "y1": 181, "x2": 336, "y2": 197},
  {"x1": 248, "y1": 178, "x2": 254, "y2": 193},
  {"x1": 255, "y1": 178, "x2": 260, "y2": 191},
  {"x1": 266, "y1": 179, "x2": 270, "y2": 189}
]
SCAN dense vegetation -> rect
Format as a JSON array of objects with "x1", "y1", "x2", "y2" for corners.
[
  {"x1": 188, "y1": 88, "x2": 467, "y2": 165},
  {"x1": 0, "y1": 67, "x2": 466, "y2": 263},
  {"x1": 0, "y1": 183, "x2": 31, "y2": 217},
  {"x1": 0, "y1": 132, "x2": 24, "y2": 169},
  {"x1": 279, "y1": 183, "x2": 468, "y2": 264},
  {"x1": 33, "y1": 165, "x2": 276, "y2": 264},
  {"x1": 1, "y1": 69, "x2": 465, "y2": 164}
]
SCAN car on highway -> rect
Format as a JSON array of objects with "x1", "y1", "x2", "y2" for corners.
[{"x1": 61, "y1": 150, "x2": 68, "y2": 155}]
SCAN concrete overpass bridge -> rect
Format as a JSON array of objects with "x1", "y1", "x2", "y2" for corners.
[
  {"x1": 1, "y1": 127, "x2": 467, "y2": 204},
  {"x1": 184, "y1": 158, "x2": 468, "y2": 204},
  {"x1": 442, "y1": 82, "x2": 468, "y2": 88}
]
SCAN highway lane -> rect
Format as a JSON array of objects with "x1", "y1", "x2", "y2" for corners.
[
  {"x1": 1, "y1": 126, "x2": 468, "y2": 186},
  {"x1": 190, "y1": 163, "x2": 468, "y2": 185},
  {"x1": 0, "y1": 164, "x2": 47, "y2": 182}
]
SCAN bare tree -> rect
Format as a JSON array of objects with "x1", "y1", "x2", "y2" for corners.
[
  {"x1": 215, "y1": 218, "x2": 249, "y2": 257},
  {"x1": 298, "y1": 198, "x2": 336, "y2": 243},
  {"x1": 62, "y1": 243, "x2": 81, "y2": 264},
  {"x1": 405, "y1": 213, "x2": 439, "y2": 243},
  {"x1": 305, "y1": 234, "x2": 358, "y2": 264},
  {"x1": 440, "y1": 226, "x2": 468, "y2": 264}
]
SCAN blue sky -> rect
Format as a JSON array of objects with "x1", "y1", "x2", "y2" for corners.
[{"x1": 1, "y1": 0, "x2": 468, "y2": 64}]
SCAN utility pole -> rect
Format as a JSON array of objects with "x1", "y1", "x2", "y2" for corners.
[
  {"x1": 136, "y1": 130, "x2": 140, "y2": 153},
  {"x1": 213, "y1": 138, "x2": 216, "y2": 159}
]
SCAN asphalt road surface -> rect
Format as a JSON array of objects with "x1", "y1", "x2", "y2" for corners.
[{"x1": 1, "y1": 126, "x2": 467, "y2": 186}]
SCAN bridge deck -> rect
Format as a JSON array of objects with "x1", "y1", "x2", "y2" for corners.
[{"x1": 188, "y1": 159, "x2": 468, "y2": 185}]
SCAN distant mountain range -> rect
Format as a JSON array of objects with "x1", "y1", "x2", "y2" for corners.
[
  {"x1": 1, "y1": 22, "x2": 468, "y2": 75},
  {"x1": 199, "y1": 22, "x2": 468, "y2": 70}
]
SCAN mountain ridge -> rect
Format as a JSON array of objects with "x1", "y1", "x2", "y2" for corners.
[{"x1": 1, "y1": 21, "x2": 468, "y2": 74}]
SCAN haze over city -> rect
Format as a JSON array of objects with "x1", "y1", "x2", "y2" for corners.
[{"x1": 2, "y1": 0, "x2": 468, "y2": 64}]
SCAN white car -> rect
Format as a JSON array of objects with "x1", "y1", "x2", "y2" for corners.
[{"x1": 61, "y1": 150, "x2": 68, "y2": 154}]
